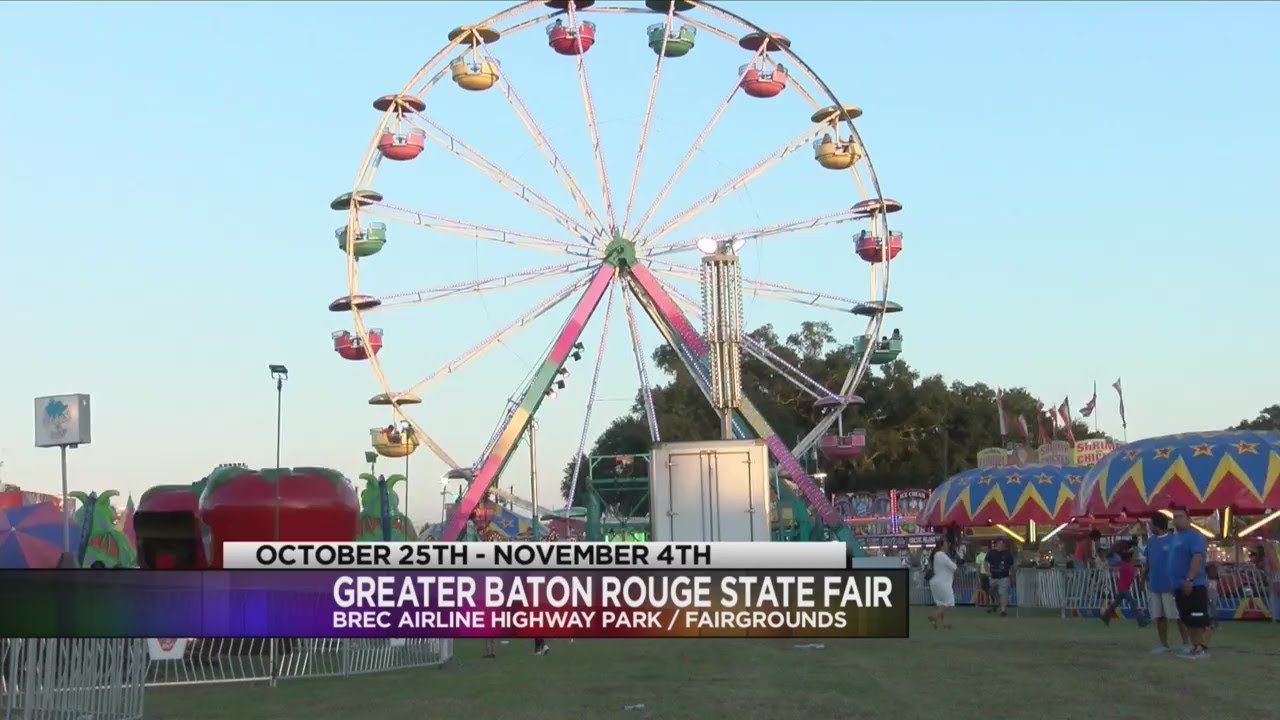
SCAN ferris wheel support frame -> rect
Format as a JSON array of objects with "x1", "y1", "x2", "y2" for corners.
[{"x1": 440, "y1": 264, "x2": 615, "y2": 541}]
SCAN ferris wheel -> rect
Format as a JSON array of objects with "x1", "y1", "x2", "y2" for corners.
[{"x1": 330, "y1": 0, "x2": 905, "y2": 544}]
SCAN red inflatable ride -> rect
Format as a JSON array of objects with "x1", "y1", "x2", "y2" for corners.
[{"x1": 134, "y1": 465, "x2": 360, "y2": 569}]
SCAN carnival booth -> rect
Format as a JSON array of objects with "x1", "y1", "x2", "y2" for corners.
[
  {"x1": 832, "y1": 489, "x2": 937, "y2": 553},
  {"x1": 917, "y1": 464, "x2": 1085, "y2": 605},
  {"x1": 1074, "y1": 430, "x2": 1280, "y2": 620}
]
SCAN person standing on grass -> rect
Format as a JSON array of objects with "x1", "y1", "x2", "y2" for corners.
[
  {"x1": 1143, "y1": 513, "x2": 1187, "y2": 654},
  {"x1": 926, "y1": 537, "x2": 958, "y2": 629},
  {"x1": 985, "y1": 538, "x2": 1015, "y2": 617},
  {"x1": 1169, "y1": 506, "x2": 1212, "y2": 660},
  {"x1": 1100, "y1": 541, "x2": 1147, "y2": 627},
  {"x1": 534, "y1": 638, "x2": 549, "y2": 656},
  {"x1": 974, "y1": 542, "x2": 992, "y2": 612}
]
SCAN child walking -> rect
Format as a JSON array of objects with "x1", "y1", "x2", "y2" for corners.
[{"x1": 1102, "y1": 542, "x2": 1148, "y2": 627}]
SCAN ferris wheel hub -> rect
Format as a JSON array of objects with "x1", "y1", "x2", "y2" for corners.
[{"x1": 601, "y1": 231, "x2": 638, "y2": 268}]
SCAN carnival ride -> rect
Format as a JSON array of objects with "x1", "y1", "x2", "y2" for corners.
[
  {"x1": 1074, "y1": 430, "x2": 1280, "y2": 542},
  {"x1": 69, "y1": 490, "x2": 136, "y2": 568},
  {"x1": 915, "y1": 433, "x2": 1280, "y2": 619},
  {"x1": 917, "y1": 464, "x2": 1086, "y2": 543},
  {"x1": 0, "y1": 491, "x2": 142, "y2": 569},
  {"x1": 330, "y1": 0, "x2": 906, "y2": 552},
  {"x1": 132, "y1": 465, "x2": 360, "y2": 569}
]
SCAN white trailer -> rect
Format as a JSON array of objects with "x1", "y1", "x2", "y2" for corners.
[{"x1": 648, "y1": 439, "x2": 771, "y2": 542}]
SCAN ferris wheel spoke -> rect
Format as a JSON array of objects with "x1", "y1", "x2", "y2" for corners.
[
  {"x1": 565, "y1": 3, "x2": 618, "y2": 231},
  {"x1": 648, "y1": 264, "x2": 863, "y2": 314},
  {"x1": 620, "y1": 3, "x2": 676, "y2": 233},
  {"x1": 363, "y1": 203, "x2": 593, "y2": 257},
  {"x1": 399, "y1": 272, "x2": 596, "y2": 399},
  {"x1": 404, "y1": 116, "x2": 596, "y2": 243},
  {"x1": 562, "y1": 281, "x2": 618, "y2": 515},
  {"x1": 657, "y1": 280, "x2": 835, "y2": 400},
  {"x1": 636, "y1": 124, "x2": 828, "y2": 248},
  {"x1": 646, "y1": 208, "x2": 869, "y2": 257},
  {"x1": 411, "y1": 65, "x2": 453, "y2": 102},
  {"x1": 628, "y1": 46, "x2": 767, "y2": 240},
  {"x1": 476, "y1": 43, "x2": 609, "y2": 236},
  {"x1": 653, "y1": 278, "x2": 835, "y2": 402},
  {"x1": 440, "y1": 265, "x2": 617, "y2": 540},
  {"x1": 371, "y1": 260, "x2": 598, "y2": 310},
  {"x1": 621, "y1": 289, "x2": 661, "y2": 443}
]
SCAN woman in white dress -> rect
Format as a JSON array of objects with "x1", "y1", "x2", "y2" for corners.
[{"x1": 928, "y1": 538, "x2": 958, "y2": 629}]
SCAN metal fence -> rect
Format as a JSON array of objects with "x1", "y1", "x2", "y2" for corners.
[
  {"x1": 3, "y1": 638, "x2": 452, "y2": 718},
  {"x1": 911, "y1": 565, "x2": 1278, "y2": 621},
  {"x1": 1, "y1": 638, "x2": 147, "y2": 720},
  {"x1": 144, "y1": 637, "x2": 452, "y2": 687}
]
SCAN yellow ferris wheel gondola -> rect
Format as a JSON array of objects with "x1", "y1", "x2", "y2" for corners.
[{"x1": 370, "y1": 425, "x2": 419, "y2": 458}]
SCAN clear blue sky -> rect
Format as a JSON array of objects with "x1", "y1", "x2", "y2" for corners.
[{"x1": 1, "y1": 1, "x2": 1276, "y2": 524}]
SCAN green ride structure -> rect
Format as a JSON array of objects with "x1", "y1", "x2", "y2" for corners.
[{"x1": 69, "y1": 490, "x2": 137, "y2": 568}]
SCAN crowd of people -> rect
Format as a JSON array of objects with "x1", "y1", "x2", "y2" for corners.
[{"x1": 922, "y1": 506, "x2": 1280, "y2": 659}]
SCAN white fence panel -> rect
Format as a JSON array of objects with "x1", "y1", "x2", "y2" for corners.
[
  {"x1": 1, "y1": 639, "x2": 146, "y2": 720},
  {"x1": 910, "y1": 565, "x2": 1276, "y2": 622}
]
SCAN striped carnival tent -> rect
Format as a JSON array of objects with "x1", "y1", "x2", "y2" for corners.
[
  {"x1": 1075, "y1": 431, "x2": 1280, "y2": 518},
  {"x1": 918, "y1": 464, "x2": 1086, "y2": 528}
]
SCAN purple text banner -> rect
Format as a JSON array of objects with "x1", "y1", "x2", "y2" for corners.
[{"x1": 0, "y1": 570, "x2": 908, "y2": 639}]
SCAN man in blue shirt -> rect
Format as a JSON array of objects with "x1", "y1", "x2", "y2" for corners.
[
  {"x1": 1142, "y1": 512, "x2": 1187, "y2": 654},
  {"x1": 1168, "y1": 506, "x2": 1212, "y2": 660},
  {"x1": 986, "y1": 539, "x2": 1016, "y2": 617}
]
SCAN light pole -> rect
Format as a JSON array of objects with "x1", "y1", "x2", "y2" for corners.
[
  {"x1": 269, "y1": 364, "x2": 288, "y2": 541},
  {"x1": 439, "y1": 477, "x2": 450, "y2": 525}
]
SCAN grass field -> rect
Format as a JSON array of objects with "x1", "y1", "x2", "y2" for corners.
[{"x1": 146, "y1": 608, "x2": 1280, "y2": 720}]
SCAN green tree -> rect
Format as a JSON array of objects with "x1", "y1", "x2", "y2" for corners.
[{"x1": 1232, "y1": 404, "x2": 1280, "y2": 431}]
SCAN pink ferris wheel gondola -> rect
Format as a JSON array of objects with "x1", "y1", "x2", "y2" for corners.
[
  {"x1": 547, "y1": 19, "x2": 596, "y2": 56},
  {"x1": 332, "y1": 328, "x2": 383, "y2": 361},
  {"x1": 333, "y1": 2, "x2": 907, "y2": 549}
]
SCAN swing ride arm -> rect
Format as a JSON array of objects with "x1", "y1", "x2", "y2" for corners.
[
  {"x1": 439, "y1": 264, "x2": 615, "y2": 541},
  {"x1": 623, "y1": 264, "x2": 862, "y2": 555}
]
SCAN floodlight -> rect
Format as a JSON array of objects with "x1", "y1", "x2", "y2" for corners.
[{"x1": 696, "y1": 237, "x2": 718, "y2": 255}]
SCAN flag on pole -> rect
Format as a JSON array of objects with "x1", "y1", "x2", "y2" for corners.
[
  {"x1": 1058, "y1": 398, "x2": 1076, "y2": 445},
  {"x1": 1112, "y1": 378, "x2": 1127, "y2": 429},
  {"x1": 1035, "y1": 405, "x2": 1050, "y2": 445},
  {"x1": 1015, "y1": 415, "x2": 1031, "y2": 443},
  {"x1": 1080, "y1": 384, "x2": 1098, "y2": 418},
  {"x1": 996, "y1": 389, "x2": 1009, "y2": 437}
]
